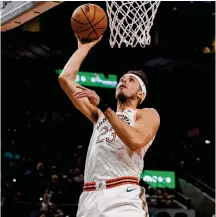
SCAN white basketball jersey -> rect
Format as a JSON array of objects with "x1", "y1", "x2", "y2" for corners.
[{"x1": 84, "y1": 109, "x2": 154, "y2": 182}]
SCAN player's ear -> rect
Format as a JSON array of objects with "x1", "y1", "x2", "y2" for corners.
[{"x1": 137, "y1": 91, "x2": 145, "y2": 103}]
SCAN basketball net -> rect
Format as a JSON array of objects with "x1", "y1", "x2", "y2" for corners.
[{"x1": 106, "y1": 1, "x2": 160, "y2": 48}]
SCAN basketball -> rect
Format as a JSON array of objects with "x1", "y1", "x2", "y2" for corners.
[{"x1": 71, "y1": 4, "x2": 108, "y2": 42}]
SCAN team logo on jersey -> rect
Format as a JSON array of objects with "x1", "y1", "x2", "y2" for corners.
[
  {"x1": 117, "y1": 114, "x2": 131, "y2": 125},
  {"x1": 96, "y1": 117, "x2": 107, "y2": 130},
  {"x1": 96, "y1": 114, "x2": 131, "y2": 130}
]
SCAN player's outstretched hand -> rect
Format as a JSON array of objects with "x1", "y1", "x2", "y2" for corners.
[
  {"x1": 74, "y1": 86, "x2": 100, "y2": 107},
  {"x1": 77, "y1": 35, "x2": 103, "y2": 50}
]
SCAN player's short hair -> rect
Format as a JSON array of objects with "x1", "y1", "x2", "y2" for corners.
[{"x1": 124, "y1": 70, "x2": 149, "y2": 92}]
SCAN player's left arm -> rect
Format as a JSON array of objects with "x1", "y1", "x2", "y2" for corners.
[{"x1": 104, "y1": 108, "x2": 160, "y2": 151}]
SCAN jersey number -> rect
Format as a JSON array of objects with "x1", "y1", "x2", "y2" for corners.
[{"x1": 96, "y1": 126, "x2": 116, "y2": 144}]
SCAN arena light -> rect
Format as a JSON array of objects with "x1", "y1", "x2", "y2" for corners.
[
  {"x1": 140, "y1": 170, "x2": 176, "y2": 189},
  {"x1": 205, "y1": 140, "x2": 210, "y2": 144},
  {"x1": 56, "y1": 70, "x2": 117, "y2": 89},
  {"x1": 39, "y1": 197, "x2": 43, "y2": 201},
  {"x1": 13, "y1": 179, "x2": 16, "y2": 183}
]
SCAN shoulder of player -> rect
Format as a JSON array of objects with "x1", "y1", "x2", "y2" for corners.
[{"x1": 136, "y1": 108, "x2": 160, "y2": 122}]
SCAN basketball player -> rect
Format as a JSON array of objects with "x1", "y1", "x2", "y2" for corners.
[{"x1": 58, "y1": 36, "x2": 160, "y2": 217}]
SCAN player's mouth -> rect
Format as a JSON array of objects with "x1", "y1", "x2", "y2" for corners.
[{"x1": 119, "y1": 84, "x2": 126, "y2": 89}]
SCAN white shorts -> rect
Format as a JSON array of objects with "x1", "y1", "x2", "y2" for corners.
[{"x1": 76, "y1": 183, "x2": 149, "y2": 217}]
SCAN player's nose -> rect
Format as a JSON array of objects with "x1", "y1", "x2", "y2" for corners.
[{"x1": 121, "y1": 77, "x2": 127, "y2": 85}]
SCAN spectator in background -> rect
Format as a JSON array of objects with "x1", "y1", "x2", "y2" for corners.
[
  {"x1": 73, "y1": 168, "x2": 84, "y2": 184},
  {"x1": 39, "y1": 194, "x2": 63, "y2": 217},
  {"x1": 37, "y1": 162, "x2": 45, "y2": 177},
  {"x1": 49, "y1": 202, "x2": 63, "y2": 217},
  {"x1": 40, "y1": 192, "x2": 51, "y2": 212},
  {"x1": 33, "y1": 162, "x2": 47, "y2": 200},
  {"x1": 64, "y1": 171, "x2": 77, "y2": 203},
  {"x1": 69, "y1": 168, "x2": 83, "y2": 203},
  {"x1": 46, "y1": 175, "x2": 62, "y2": 201}
]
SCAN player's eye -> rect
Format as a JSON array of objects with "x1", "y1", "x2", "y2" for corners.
[{"x1": 129, "y1": 77, "x2": 135, "y2": 82}]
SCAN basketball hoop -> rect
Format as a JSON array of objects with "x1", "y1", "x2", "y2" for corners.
[{"x1": 106, "y1": 1, "x2": 160, "y2": 48}]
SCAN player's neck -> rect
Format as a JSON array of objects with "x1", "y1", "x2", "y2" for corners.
[{"x1": 116, "y1": 100, "x2": 137, "y2": 112}]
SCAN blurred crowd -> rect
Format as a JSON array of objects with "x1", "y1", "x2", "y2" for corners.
[
  {"x1": 2, "y1": 109, "x2": 213, "y2": 216},
  {"x1": 2, "y1": 139, "x2": 85, "y2": 216}
]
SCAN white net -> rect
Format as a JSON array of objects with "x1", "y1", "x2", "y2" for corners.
[{"x1": 106, "y1": 1, "x2": 160, "y2": 48}]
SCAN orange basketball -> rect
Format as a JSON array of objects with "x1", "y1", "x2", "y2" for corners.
[{"x1": 71, "y1": 4, "x2": 108, "y2": 42}]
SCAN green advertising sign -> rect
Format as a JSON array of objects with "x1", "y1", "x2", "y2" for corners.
[
  {"x1": 56, "y1": 70, "x2": 117, "y2": 89},
  {"x1": 140, "y1": 170, "x2": 176, "y2": 189}
]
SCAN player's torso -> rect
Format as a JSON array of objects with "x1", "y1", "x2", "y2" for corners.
[{"x1": 84, "y1": 109, "x2": 153, "y2": 182}]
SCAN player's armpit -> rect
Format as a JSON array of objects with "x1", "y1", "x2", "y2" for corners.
[
  {"x1": 134, "y1": 108, "x2": 160, "y2": 149},
  {"x1": 58, "y1": 77, "x2": 98, "y2": 124}
]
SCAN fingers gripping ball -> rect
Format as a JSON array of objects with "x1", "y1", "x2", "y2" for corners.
[{"x1": 71, "y1": 4, "x2": 108, "y2": 42}]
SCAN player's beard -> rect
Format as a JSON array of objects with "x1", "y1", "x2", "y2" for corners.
[
  {"x1": 117, "y1": 92, "x2": 127, "y2": 103},
  {"x1": 117, "y1": 91, "x2": 135, "y2": 104}
]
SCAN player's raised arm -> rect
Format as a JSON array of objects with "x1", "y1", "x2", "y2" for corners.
[{"x1": 58, "y1": 36, "x2": 102, "y2": 124}]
